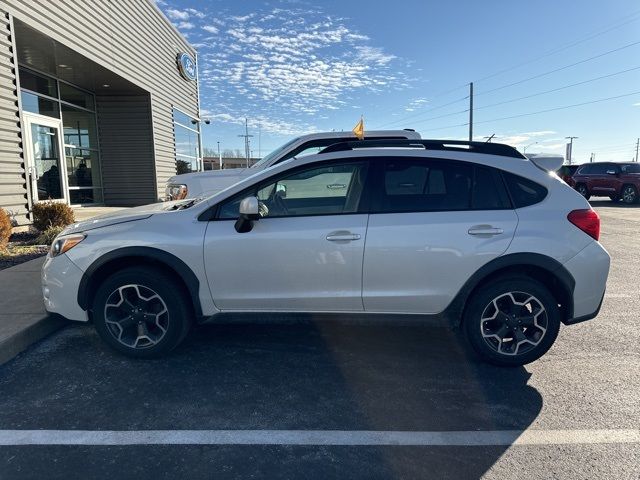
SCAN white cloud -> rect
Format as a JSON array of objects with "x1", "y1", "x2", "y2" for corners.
[
  {"x1": 161, "y1": 4, "x2": 409, "y2": 135},
  {"x1": 166, "y1": 8, "x2": 189, "y2": 20},
  {"x1": 187, "y1": 8, "x2": 205, "y2": 19},
  {"x1": 202, "y1": 25, "x2": 219, "y2": 34},
  {"x1": 633, "y1": 102, "x2": 640, "y2": 106}
]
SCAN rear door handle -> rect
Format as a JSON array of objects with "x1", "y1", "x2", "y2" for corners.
[
  {"x1": 326, "y1": 231, "x2": 361, "y2": 242},
  {"x1": 468, "y1": 225, "x2": 504, "y2": 236}
]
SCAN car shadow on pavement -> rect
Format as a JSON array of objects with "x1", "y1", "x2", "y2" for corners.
[{"x1": 0, "y1": 319, "x2": 543, "y2": 479}]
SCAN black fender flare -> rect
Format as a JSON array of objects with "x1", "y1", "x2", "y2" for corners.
[
  {"x1": 443, "y1": 252, "x2": 575, "y2": 327},
  {"x1": 77, "y1": 246, "x2": 203, "y2": 317}
]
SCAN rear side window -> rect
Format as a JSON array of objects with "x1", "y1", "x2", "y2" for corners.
[
  {"x1": 502, "y1": 172, "x2": 548, "y2": 208},
  {"x1": 472, "y1": 167, "x2": 511, "y2": 210},
  {"x1": 380, "y1": 159, "x2": 472, "y2": 212}
]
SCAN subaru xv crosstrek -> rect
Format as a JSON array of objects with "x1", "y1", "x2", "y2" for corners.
[
  {"x1": 42, "y1": 139, "x2": 610, "y2": 367},
  {"x1": 572, "y1": 162, "x2": 640, "y2": 204}
]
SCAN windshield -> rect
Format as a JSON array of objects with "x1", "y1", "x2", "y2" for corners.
[{"x1": 251, "y1": 137, "x2": 301, "y2": 169}]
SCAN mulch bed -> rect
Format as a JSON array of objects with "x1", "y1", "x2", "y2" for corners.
[{"x1": 0, "y1": 232, "x2": 48, "y2": 271}]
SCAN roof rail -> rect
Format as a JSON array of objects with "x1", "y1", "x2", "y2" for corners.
[{"x1": 319, "y1": 139, "x2": 526, "y2": 159}]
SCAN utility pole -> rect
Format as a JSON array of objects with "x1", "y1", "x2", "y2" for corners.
[
  {"x1": 258, "y1": 123, "x2": 262, "y2": 159},
  {"x1": 565, "y1": 136, "x2": 578, "y2": 165},
  {"x1": 635, "y1": 137, "x2": 639, "y2": 162},
  {"x1": 237, "y1": 118, "x2": 254, "y2": 168},
  {"x1": 590, "y1": 153, "x2": 595, "y2": 163},
  {"x1": 468, "y1": 82, "x2": 473, "y2": 142},
  {"x1": 217, "y1": 141, "x2": 222, "y2": 170}
]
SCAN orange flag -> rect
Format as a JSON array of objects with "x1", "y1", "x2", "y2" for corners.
[{"x1": 352, "y1": 116, "x2": 364, "y2": 140}]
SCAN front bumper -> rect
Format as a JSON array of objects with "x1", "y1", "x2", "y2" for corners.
[{"x1": 41, "y1": 254, "x2": 88, "y2": 322}]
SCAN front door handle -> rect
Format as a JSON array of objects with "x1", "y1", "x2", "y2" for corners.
[
  {"x1": 468, "y1": 225, "x2": 504, "y2": 236},
  {"x1": 326, "y1": 231, "x2": 361, "y2": 242}
]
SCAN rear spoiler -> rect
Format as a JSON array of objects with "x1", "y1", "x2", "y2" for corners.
[{"x1": 526, "y1": 154, "x2": 564, "y2": 172}]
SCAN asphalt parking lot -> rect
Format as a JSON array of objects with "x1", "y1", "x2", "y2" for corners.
[{"x1": 0, "y1": 201, "x2": 638, "y2": 479}]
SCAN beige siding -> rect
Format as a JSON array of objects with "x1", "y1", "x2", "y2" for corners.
[
  {"x1": 0, "y1": 0, "x2": 198, "y2": 209},
  {"x1": 0, "y1": 10, "x2": 27, "y2": 224}
]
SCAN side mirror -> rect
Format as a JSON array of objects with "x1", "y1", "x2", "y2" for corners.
[{"x1": 235, "y1": 196, "x2": 259, "y2": 233}]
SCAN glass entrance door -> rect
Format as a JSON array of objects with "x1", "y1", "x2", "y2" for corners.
[{"x1": 23, "y1": 113, "x2": 68, "y2": 204}]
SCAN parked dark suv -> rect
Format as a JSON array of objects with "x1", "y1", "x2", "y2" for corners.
[{"x1": 572, "y1": 162, "x2": 640, "y2": 204}]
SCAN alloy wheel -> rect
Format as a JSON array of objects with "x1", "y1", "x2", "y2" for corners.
[
  {"x1": 622, "y1": 186, "x2": 636, "y2": 204},
  {"x1": 480, "y1": 291, "x2": 548, "y2": 356},
  {"x1": 104, "y1": 284, "x2": 169, "y2": 349},
  {"x1": 577, "y1": 185, "x2": 588, "y2": 197}
]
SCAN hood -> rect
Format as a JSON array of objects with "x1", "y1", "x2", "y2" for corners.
[
  {"x1": 167, "y1": 168, "x2": 250, "y2": 184},
  {"x1": 64, "y1": 203, "x2": 170, "y2": 234}
]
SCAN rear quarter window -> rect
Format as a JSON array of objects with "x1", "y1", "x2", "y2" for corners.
[{"x1": 502, "y1": 172, "x2": 548, "y2": 208}]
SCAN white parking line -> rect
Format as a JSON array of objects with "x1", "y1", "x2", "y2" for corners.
[{"x1": 0, "y1": 429, "x2": 638, "y2": 446}]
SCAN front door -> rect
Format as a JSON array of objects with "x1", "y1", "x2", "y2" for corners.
[
  {"x1": 22, "y1": 113, "x2": 68, "y2": 205},
  {"x1": 203, "y1": 160, "x2": 370, "y2": 311}
]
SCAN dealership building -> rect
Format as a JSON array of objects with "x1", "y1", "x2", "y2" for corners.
[{"x1": 0, "y1": 0, "x2": 202, "y2": 225}]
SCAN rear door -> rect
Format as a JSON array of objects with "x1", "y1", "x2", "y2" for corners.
[{"x1": 362, "y1": 157, "x2": 518, "y2": 314}]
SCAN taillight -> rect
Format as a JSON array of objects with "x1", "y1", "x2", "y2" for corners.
[{"x1": 567, "y1": 209, "x2": 600, "y2": 240}]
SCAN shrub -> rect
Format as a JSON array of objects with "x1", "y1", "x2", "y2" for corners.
[
  {"x1": 32, "y1": 201, "x2": 75, "y2": 232},
  {"x1": 0, "y1": 208, "x2": 11, "y2": 251},
  {"x1": 34, "y1": 225, "x2": 65, "y2": 246}
]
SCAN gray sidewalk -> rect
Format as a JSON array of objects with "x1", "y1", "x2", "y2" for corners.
[{"x1": 0, "y1": 257, "x2": 66, "y2": 365}]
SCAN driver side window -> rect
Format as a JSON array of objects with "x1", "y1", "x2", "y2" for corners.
[{"x1": 217, "y1": 162, "x2": 368, "y2": 219}]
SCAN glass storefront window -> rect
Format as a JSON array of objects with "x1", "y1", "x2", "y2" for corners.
[
  {"x1": 175, "y1": 124, "x2": 200, "y2": 158},
  {"x1": 59, "y1": 82, "x2": 95, "y2": 111},
  {"x1": 19, "y1": 68, "x2": 57, "y2": 97},
  {"x1": 21, "y1": 91, "x2": 60, "y2": 118},
  {"x1": 62, "y1": 104, "x2": 98, "y2": 149},
  {"x1": 176, "y1": 155, "x2": 198, "y2": 175},
  {"x1": 65, "y1": 148, "x2": 102, "y2": 188}
]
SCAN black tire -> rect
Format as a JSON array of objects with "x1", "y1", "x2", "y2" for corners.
[
  {"x1": 92, "y1": 266, "x2": 193, "y2": 358},
  {"x1": 463, "y1": 277, "x2": 561, "y2": 367},
  {"x1": 620, "y1": 184, "x2": 638, "y2": 204},
  {"x1": 575, "y1": 184, "x2": 590, "y2": 200}
]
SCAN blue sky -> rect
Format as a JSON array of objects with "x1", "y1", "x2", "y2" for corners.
[{"x1": 158, "y1": 0, "x2": 640, "y2": 163}]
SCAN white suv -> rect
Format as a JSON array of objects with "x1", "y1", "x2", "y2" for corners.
[
  {"x1": 165, "y1": 130, "x2": 422, "y2": 200},
  {"x1": 42, "y1": 139, "x2": 610, "y2": 366}
]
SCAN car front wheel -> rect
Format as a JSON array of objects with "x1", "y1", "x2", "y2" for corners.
[
  {"x1": 464, "y1": 278, "x2": 561, "y2": 367},
  {"x1": 92, "y1": 266, "x2": 192, "y2": 358}
]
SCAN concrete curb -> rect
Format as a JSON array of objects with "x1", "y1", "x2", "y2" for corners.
[
  {"x1": 0, "y1": 257, "x2": 67, "y2": 366},
  {"x1": 0, "y1": 314, "x2": 66, "y2": 366}
]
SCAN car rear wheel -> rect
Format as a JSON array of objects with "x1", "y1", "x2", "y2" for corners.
[
  {"x1": 575, "y1": 184, "x2": 590, "y2": 200},
  {"x1": 464, "y1": 278, "x2": 561, "y2": 367},
  {"x1": 621, "y1": 185, "x2": 638, "y2": 204},
  {"x1": 92, "y1": 267, "x2": 192, "y2": 358}
]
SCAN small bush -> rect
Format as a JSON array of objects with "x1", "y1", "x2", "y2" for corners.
[
  {"x1": 0, "y1": 208, "x2": 11, "y2": 251},
  {"x1": 34, "y1": 225, "x2": 65, "y2": 246},
  {"x1": 32, "y1": 202, "x2": 75, "y2": 232}
]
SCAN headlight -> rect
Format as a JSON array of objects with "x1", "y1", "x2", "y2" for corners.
[
  {"x1": 50, "y1": 234, "x2": 86, "y2": 257},
  {"x1": 165, "y1": 184, "x2": 188, "y2": 201}
]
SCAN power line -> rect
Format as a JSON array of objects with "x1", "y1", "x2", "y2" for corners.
[
  {"x1": 474, "y1": 65, "x2": 640, "y2": 111},
  {"x1": 373, "y1": 95, "x2": 469, "y2": 129},
  {"x1": 475, "y1": 39, "x2": 640, "y2": 97},
  {"x1": 474, "y1": 90, "x2": 640, "y2": 125},
  {"x1": 473, "y1": 9, "x2": 640, "y2": 84},
  {"x1": 421, "y1": 90, "x2": 640, "y2": 135}
]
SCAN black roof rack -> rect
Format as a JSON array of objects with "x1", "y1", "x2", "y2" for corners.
[{"x1": 319, "y1": 139, "x2": 526, "y2": 159}]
